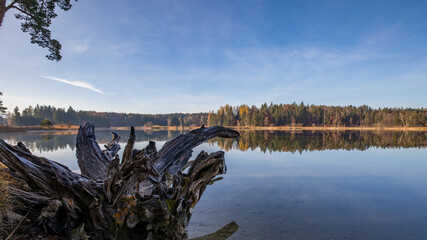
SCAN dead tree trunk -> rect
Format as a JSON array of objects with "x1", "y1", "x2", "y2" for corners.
[{"x1": 0, "y1": 123, "x2": 239, "y2": 239}]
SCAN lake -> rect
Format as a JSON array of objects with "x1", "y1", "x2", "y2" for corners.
[{"x1": 1, "y1": 130, "x2": 427, "y2": 239}]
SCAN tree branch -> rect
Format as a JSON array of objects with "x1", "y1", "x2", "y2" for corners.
[
  {"x1": 12, "y1": 5, "x2": 35, "y2": 18},
  {"x1": 5, "y1": 0, "x2": 18, "y2": 11}
]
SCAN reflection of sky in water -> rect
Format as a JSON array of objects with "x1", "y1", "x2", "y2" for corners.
[
  {"x1": 188, "y1": 147, "x2": 427, "y2": 239},
  {"x1": 21, "y1": 141, "x2": 170, "y2": 172},
  {"x1": 2, "y1": 131, "x2": 427, "y2": 239}
]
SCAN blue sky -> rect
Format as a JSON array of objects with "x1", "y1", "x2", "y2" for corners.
[{"x1": 1, "y1": 0, "x2": 426, "y2": 113}]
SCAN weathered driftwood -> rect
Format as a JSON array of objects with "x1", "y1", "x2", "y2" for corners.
[{"x1": 0, "y1": 123, "x2": 239, "y2": 239}]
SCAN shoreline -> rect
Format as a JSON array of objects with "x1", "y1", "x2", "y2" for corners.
[
  {"x1": 111, "y1": 125, "x2": 427, "y2": 132},
  {"x1": 228, "y1": 126, "x2": 427, "y2": 132},
  {"x1": 2, "y1": 125, "x2": 427, "y2": 132},
  {"x1": 0, "y1": 125, "x2": 79, "y2": 132}
]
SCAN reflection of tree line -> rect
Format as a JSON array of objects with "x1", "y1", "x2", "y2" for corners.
[
  {"x1": 0, "y1": 132, "x2": 76, "y2": 153},
  {"x1": 0, "y1": 130, "x2": 185, "y2": 152},
  {"x1": 1, "y1": 130, "x2": 426, "y2": 153},
  {"x1": 209, "y1": 131, "x2": 427, "y2": 153}
]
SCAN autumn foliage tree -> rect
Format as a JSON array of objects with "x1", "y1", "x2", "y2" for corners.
[
  {"x1": 208, "y1": 102, "x2": 427, "y2": 128},
  {"x1": 10, "y1": 103, "x2": 427, "y2": 128}
]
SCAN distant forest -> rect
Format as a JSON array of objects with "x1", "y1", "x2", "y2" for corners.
[
  {"x1": 8, "y1": 102, "x2": 427, "y2": 127},
  {"x1": 9, "y1": 105, "x2": 207, "y2": 127},
  {"x1": 208, "y1": 103, "x2": 427, "y2": 127}
]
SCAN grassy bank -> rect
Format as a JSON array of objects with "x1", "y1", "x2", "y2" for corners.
[
  {"x1": 229, "y1": 126, "x2": 427, "y2": 132},
  {"x1": 0, "y1": 162, "x2": 13, "y2": 239},
  {"x1": 0, "y1": 163, "x2": 29, "y2": 239},
  {"x1": 112, "y1": 125, "x2": 427, "y2": 132},
  {"x1": 110, "y1": 125, "x2": 201, "y2": 131},
  {"x1": 0, "y1": 124, "x2": 79, "y2": 132},
  {"x1": 4, "y1": 125, "x2": 426, "y2": 133}
]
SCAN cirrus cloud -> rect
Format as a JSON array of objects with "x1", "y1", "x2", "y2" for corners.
[{"x1": 41, "y1": 75, "x2": 104, "y2": 94}]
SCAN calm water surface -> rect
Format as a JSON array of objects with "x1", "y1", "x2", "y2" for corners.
[{"x1": 1, "y1": 130, "x2": 427, "y2": 240}]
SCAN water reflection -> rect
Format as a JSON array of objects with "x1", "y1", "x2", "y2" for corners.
[
  {"x1": 0, "y1": 130, "x2": 186, "y2": 172},
  {"x1": 0, "y1": 130, "x2": 185, "y2": 153},
  {"x1": 211, "y1": 130, "x2": 427, "y2": 153},
  {"x1": 1, "y1": 130, "x2": 427, "y2": 239},
  {"x1": 190, "y1": 221, "x2": 239, "y2": 240},
  {"x1": 187, "y1": 147, "x2": 427, "y2": 239},
  {"x1": 1, "y1": 130, "x2": 426, "y2": 154}
]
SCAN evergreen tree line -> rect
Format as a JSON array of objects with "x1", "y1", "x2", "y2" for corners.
[
  {"x1": 9, "y1": 102, "x2": 427, "y2": 128},
  {"x1": 10, "y1": 105, "x2": 208, "y2": 127},
  {"x1": 208, "y1": 102, "x2": 427, "y2": 127}
]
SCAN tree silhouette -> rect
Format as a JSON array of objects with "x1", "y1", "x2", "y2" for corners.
[
  {"x1": 0, "y1": 92, "x2": 6, "y2": 114},
  {"x1": 0, "y1": 0, "x2": 77, "y2": 61}
]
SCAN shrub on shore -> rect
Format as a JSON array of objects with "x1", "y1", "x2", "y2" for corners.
[
  {"x1": 0, "y1": 163, "x2": 14, "y2": 238},
  {"x1": 0, "y1": 163, "x2": 25, "y2": 239}
]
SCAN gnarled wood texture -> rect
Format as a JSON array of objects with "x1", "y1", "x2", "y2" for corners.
[{"x1": 0, "y1": 123, "x2": 239, "y2": 239}]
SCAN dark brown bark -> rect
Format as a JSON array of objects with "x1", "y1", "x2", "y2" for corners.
[
  {"x1": 0, "y1": 123, "x2": 239, "y2": 239},
  {"x1": 0, "y1": 0, "x2": 17, "y2": 27},
  {"x1": 0, "y1": 0, "x2": 6, "y2": 27}
]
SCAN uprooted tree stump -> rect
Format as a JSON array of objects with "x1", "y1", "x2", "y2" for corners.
[{"x1": 0, "y1": 123, "x2": 239, "y2": 239}]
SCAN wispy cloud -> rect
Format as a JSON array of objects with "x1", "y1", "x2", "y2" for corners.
[
  {"x1": 41, "y1": 75, "x2": 104, "y2": 94},
  {"x1": 106, "y1": 40, "x2": 142, "y2": 56},
  {"x1": 73, "y1": 38, "x2": 91, "y2": 53}
]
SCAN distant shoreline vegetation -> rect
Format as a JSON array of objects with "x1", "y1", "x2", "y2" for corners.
[
  {"x1": 3, "y1": 102, "x2": 427, "y2": 128},
  {"x1": 1, "y1": 125, "x2": 427, "y2": 133}
]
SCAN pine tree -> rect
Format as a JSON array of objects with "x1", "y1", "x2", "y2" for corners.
[{"x1": 0, "y1": 92, "x2": 6, "y2": 114}]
